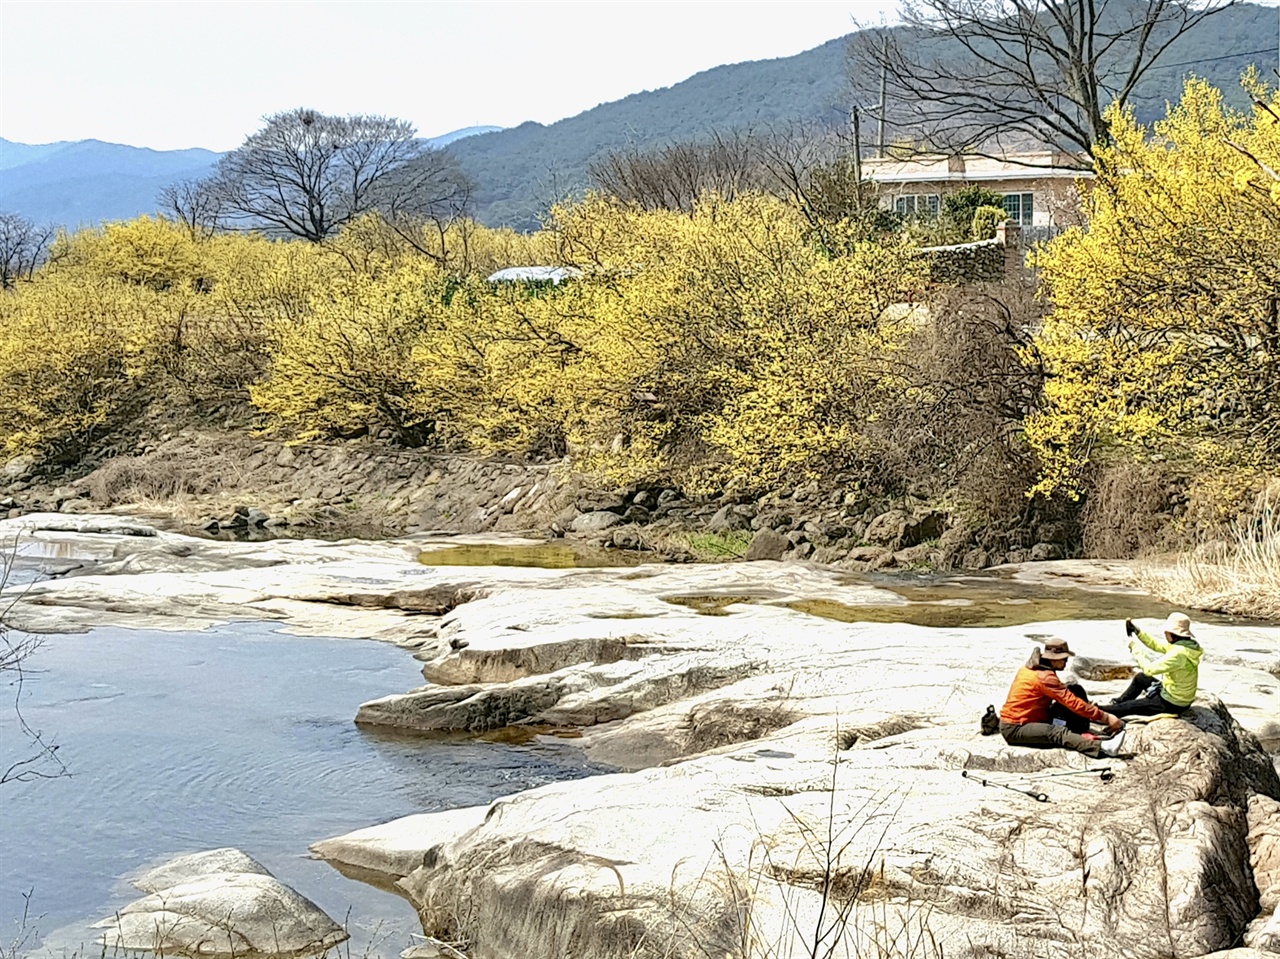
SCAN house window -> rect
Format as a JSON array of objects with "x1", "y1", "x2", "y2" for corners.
[
  {"x1": 1002, "y1": 192, "x2": 1034, "y2": 226},
  {"x1": 894, "y1": 194, "x2": 940, "y2": 218}
]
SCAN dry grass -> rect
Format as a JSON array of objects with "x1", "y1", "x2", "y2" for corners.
[
  {"x1": 86, "y1": 451, "x2": 224, "y2": 505},
  {"x1": 1136, "y1": 491, "x2": 1280, "y2": 619}
]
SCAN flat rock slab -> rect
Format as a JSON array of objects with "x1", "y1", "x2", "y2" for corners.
[
  {"x1": 320, "y1": 706, "x2": 1278, "y2": 959},
  {"x1": 10, "y1": 514, "x2": 1280, "y2": 959}
]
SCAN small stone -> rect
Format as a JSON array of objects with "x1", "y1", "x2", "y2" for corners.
[
  {"x1": 1030, "y1": 542, "x2": 1064, "y2": 562},
  {"x1": 623, "y1": 504, "x2": 650, "y2": 523},
  {"x1": 708, "y1": 504, "x2": 753, "y2": 533},
  {"x1": 611, "y1": 526, "x2": 646, "y2": 550},
  {"x1": 2, "y1": 455, "x2": 35, "y2": 480}
]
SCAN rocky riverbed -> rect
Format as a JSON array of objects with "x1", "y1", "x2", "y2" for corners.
[{"x1": 3, "y1": 513, "x2": 1278, "y2": 959}]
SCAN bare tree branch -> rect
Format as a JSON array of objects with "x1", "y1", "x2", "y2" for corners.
[
  {"x1": 0, "y1": 213, "x2": 54, "y2": 290},
  {"x1": 1, "y1": 539, "x2": 68, "y2": 786},
  {"x1": 850, "y1": 0, "x2": 1236, "y2": 161},
  {"x1": 196, "y1": 109, "x2": 458, "y2": 242}
]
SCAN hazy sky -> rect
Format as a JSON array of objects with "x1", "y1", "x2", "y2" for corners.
[{"x1": 1, "y1": 0, "x2": 901, "y2": 151}]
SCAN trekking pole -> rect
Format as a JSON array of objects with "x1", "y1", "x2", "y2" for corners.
[
  {"x1": 1022, "y1": 767, "x2": 1114, "y2": 784},
  {"x1": 961, "y1": 769, "x2": 1049, "y2": 802}
]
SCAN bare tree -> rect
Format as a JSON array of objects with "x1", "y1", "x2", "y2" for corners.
[
  {"x1": 588, "y1": 131, "x2": 765, "y2": 213},
  {"x1": 755, "y1": 123, "x2": 899, "y2": 247},
  {"x1": 370, "y1": 148, "x2": 475, "y2": 266},
  {"x1": 851, "y1": 0, "x2": 1236, "y2": 163},
  {"x1": 158, "y1": 178, "x2": 225, "y2": 239},
  {"x1": 205, "y1": 108, "x2": 442, "y2": 242},
  {"x1": 0, "y1": 213, "x2": 53, "y2": 290}
]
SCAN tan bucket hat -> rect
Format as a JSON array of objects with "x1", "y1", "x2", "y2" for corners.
[
  {"x1": 1042, "y1": 638, "x2": 1075, "y2": 659},
  {"x1": 1162, "y1": 612, "x2": 1195, "y2": 639}
]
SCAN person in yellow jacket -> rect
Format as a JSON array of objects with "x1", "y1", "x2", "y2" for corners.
[{"x1": 1106, "y1": 612, "x2": 1203, "y2": 717}]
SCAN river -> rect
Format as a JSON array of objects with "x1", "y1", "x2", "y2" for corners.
[{"x1": 1, "y1": 621, "x2": 609, "y2": 958}]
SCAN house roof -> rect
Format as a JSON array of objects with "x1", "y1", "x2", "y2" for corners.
[{"x1": 861, "y1": 151, "x2": 1090, "y2": 185}]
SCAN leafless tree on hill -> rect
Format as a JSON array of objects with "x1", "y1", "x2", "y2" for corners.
[
  {"x1": 0, "y1": 213, "x2": 54, "y2": 289},
  {"x1": 588, "y1": 131, "x2": 765, "y2": 213},
  {"x1": 196, "y1": 108, "x2": 468, "y2": 243},
  {"x1": 850, "y1": 0, "x2": 1237, "y2": 163}
]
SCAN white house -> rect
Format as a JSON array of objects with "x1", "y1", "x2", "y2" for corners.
[{"x1": 860, "y1": 151, "x2": 1091, "y2": 229}]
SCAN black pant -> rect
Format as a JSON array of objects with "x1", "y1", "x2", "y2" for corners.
[
  {"x1": 1049, "y1": 683, "x2": 1092, "y2": 733},
  {"x1": 1107, "y1": 672, "x2": 1188, "y2": 718}
]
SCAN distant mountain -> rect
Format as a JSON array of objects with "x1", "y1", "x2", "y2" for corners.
[
  {"x1": 447, "y1": 1, "x2": 1278, "y2": 229},
  {"x1": 425, "y1": 126, "x2": 504, "y2": 149},
  {"x1": 448, "y1": 36, "x2": 852, "y2": 229},
  {"x1": 0, "y1": 126, "x2": 503, "y2": 229},
  {"x1": 3, "y1": 1, "x2": 1274, "y2": 234},
  {"x1": 0, "y1": 138, "x2": 220, "y2": 227}
]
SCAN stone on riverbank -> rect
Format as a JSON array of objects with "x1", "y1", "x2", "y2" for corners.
[{"x1": 94, "y1": 848, "x2": 347, "y2": 958}]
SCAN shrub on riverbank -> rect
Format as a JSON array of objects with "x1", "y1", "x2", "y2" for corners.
[
  {"x1": 1, "y1": 77, "x2": 1276, "y2": 586},
  {"x1": 1028, "y1": 74, "x2": 1280, "y2": 498}
]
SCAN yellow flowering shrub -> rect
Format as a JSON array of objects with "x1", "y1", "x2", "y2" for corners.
[{"x1": 1028, "y1": 75, "x2": 1280, "y2": 495}]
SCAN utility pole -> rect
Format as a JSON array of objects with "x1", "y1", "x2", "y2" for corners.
[
  {"x1": 852, "y1": 105, "x2": 863, "y2": 186},
  {"x1": 878, "y1": 37, "x2": 888, "y2": 158}
]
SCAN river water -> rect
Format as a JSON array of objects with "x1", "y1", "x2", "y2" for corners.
[{"x1": 0, "y1": 622, "x2": 609, "y2": 958}]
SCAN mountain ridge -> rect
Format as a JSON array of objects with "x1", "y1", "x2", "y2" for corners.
[
  {"x1": 2, "y1": 3, "x2": 1275, "y2": 231},
  {"x1": 0, "y1": 126, "x2": 503, "y2": 227}
]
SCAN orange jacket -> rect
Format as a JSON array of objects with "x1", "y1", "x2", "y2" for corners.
[{"x1": 1000, "y1": 666, "x2": 1107, "y2": 726}]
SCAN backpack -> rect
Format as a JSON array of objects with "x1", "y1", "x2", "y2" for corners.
[{"x1": 980, "y1": 704, "x2": 1000, "y2": 736}]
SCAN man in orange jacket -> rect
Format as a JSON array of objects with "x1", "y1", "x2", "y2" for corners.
[{"x1": 1000, "y1": 638, "x2": 1127, "y2": 758}]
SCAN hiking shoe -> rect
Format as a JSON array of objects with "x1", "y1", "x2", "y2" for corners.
[{"x1": 1100, "y1": 729, "x2": 1127, "y2": 758}]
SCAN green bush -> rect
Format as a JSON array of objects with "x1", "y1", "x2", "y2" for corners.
[
  {"x1": 943, "y1": 186, "x2": 1004, "y2": 239},
  {"x1": 971, "y1": 205, "x2": 1007, "y2": 240}
]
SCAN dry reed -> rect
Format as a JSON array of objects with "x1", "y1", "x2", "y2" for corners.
[{"x1": 1136, "y1": 491, "x2": 1280, "y2": 619}]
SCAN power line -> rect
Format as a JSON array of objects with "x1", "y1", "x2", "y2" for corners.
[{"x1": 1152, "y1": 46, "x2": 1280, "y2": 71}]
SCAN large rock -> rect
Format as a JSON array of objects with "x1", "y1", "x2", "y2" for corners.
[
  {"x1": 318, "y1": 706, "x2": 1277, "y2": 959},
  {"x1": 743, "y1": 527, "x2": 789, "y2": 561},
  {"x1": 1246, "y1": 794, "x2": 1280, "y2": 950},
  {"x1": 3, "y1": 454, "x2": 35, "y2": 480},
  {"x1": 707, "y1": 504, "x2": 754, "y2": 533},
  {"x1": 865, "y1": 509, "x2": 946, "y2": 549},
  {"x1": 8, "y1": 515, "x2": 1280, "y2": 958},
  {"x1": 95, "y1": 848, "x2": 346, "y2": 958},
  {"x1": 570, "y1": 510, "x2": 625, "y2": 533}
]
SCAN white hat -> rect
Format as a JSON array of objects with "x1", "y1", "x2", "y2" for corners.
[{"x1": 1162, "y1": 612, "x2": 1194, "y2": 639}]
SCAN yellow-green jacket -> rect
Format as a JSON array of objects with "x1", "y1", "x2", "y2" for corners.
[{"x1": 1130, "y1": 629, "x2": 1203, "y2": 706}]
